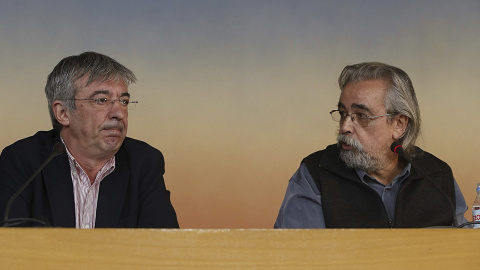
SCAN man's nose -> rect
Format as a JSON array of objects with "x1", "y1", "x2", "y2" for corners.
[
  {"x1": 107, "y1": 100, "x2": 127, "y2": 119},
  {"x1": 339, "y1": 115, "x2": 354, "y2": 134}
]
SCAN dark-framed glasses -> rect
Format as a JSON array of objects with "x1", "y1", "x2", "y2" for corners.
[
  {"x1": 329, "y1": 109, "x2": 392, "y2": 127},
  {"x1": 69, "y1": 98, "x2": 138, "y2": 110}
]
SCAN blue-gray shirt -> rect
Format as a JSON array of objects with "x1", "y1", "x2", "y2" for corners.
[{"x1": 274, "y1": 162, "x2": 468, "y2": 228}]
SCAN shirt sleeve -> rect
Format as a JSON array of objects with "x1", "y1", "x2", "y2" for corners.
[{"x1": 274, "y1": 163, "x2": 326, "y2": 228}]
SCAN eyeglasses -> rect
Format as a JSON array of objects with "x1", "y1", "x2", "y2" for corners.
[
  {"x1": 69, "y1": 98, "x2": 138, "y2": 110},
  {"x1": 329, "y1": 109, "x2": 392, "y2": 127}
]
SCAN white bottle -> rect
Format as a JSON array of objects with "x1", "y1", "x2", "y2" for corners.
[{"x1": 472, "y1": 183, "x2": 480, "y2": 228}]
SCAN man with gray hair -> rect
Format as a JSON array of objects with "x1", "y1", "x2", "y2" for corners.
[
  {"x1": 0, "y1": 52, "x2": 179, "y2": 228},
  {"x1": 275, "y1": 62, "x2": 467, "y2": 228}
]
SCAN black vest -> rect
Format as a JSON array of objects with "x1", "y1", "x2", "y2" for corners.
[{"x1": 303, "y1": 144, "x2": 456, "y2": 228}]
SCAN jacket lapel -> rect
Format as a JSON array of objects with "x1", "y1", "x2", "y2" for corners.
[
  {"x1": 42, "y1": 139, "x2": 76, "y2": 227},
  {"x1": 95, "y1": 146, "x2": 130, "y2": 227}
]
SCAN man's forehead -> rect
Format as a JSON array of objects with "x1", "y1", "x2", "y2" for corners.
[
  {"x1": 76, "y1": 76, "x2": 128, "y2": 91},
  {"x1": 75, "y1": 73, "x2": 126, "y2": 86},
  {"x1": 339, "y1": 81, "x2": 387, "y2": 112}
]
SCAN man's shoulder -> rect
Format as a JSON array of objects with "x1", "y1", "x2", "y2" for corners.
[
  {"x1": 303, "y1": 144, "x2": 339, "y2": 163},
  {"x1": 121, "y1": 137, "x2": 163, "y2": 156},
  {"x1": 1, "y1": 130, "x2": 57, "y2": 155},
  {"x1": 117, "y1": 138, "x2": 165, "y2": 170},
  {"x1": 412, "y1": 146, "x2": 451, "y2": 171},
  {"x1": 123, "y1": 137, "x2": 157, "y2": 149}
]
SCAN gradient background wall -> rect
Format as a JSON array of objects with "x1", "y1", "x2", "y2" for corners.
[{"x1": 1, "y1": 0, "x2": 479, "y2": 228}]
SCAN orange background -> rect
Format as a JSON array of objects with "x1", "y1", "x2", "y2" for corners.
[{"x1": 1, "y1": 1, "x2": 479, "y2": 228}]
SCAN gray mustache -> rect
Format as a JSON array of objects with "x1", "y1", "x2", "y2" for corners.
[
  {"x1": 337, "y1": 134, "x2": 363, "y2": 151},
  {"x1": 101, "y1": 122, "x2": 124, "y2": 130}
]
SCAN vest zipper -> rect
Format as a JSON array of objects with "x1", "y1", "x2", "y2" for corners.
[
  {"x1": 392, "y1": 177, "x2": 413, "y2": 228},
  {"x1": 363, "y1": 184, "x2": 392, "y2": 227}
]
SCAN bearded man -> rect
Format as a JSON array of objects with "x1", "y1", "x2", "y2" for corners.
[{"x1": 274, "y1": 62, "x2": 468, "y2": 228}]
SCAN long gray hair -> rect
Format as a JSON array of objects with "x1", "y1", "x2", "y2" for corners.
[{"x1": 338, "y1": 62, "x2": 421, "y2": 158}]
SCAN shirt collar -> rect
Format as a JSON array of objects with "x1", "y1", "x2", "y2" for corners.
[{"x1": 355, "y1": 163, "x2": 411, "y2": 187}]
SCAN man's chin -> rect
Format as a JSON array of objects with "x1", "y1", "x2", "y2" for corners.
[
  {"x1": 339, "y1": 150, "x2": 381, "y2": 172},
  {"x1": 103, "y1": 137, "x2": 124, "y2": 151}
]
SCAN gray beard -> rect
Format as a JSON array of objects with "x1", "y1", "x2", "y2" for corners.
[{"x1": 337, "y1": 134, "x2": 383, "y2": 172}]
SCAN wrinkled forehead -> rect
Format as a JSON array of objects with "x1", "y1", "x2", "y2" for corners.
[
  {"x1": 74, "y1": 75, "x2": 129, "y2": 96},
  {"x1": 339, "y1": 80, "x2": 387, "y2": 113}
]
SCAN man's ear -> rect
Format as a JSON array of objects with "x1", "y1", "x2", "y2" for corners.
[
  {"x1": 392, "y1": 114, "x2": 409, "y2": 140},
  {"x1": 52, "y1": 100, "x2": 70, "y2": 127}
]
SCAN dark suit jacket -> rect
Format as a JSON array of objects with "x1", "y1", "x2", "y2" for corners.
[{"x1": 0, "y1": 130, "x2": 179, "y2": 228}]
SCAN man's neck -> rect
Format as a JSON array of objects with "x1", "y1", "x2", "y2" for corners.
[
  {"x1": 60, "y1": 134, "x2": 114, "y2": 183},
  {"x1": 367, "y1": 157, "x2": 406, "y2": 186},
  {"x1": 74, "y1": 156, "x2": 112, "y2": 183}
]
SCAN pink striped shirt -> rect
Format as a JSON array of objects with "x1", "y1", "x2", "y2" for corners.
[{"x1": 63, "y1": 142, "x2": 115, "y2": 229}]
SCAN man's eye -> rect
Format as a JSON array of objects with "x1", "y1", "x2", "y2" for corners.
[
  {"x1": 120, "y1": 99, "x2": 129, "y2": 105},
  {"x1": 356, "y1": 113, "x2": 368, "y2": 119},
  {"x1": 95, "y1": 98, "x2": 109, "y2": 105}
]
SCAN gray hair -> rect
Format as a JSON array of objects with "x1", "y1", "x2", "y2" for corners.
[
  {"x1": 338, "y1": 62, "x2": 421, "y2": 158},
  {"x1": 45, "y1": 51, "x2": 137, "y2": 132}
]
